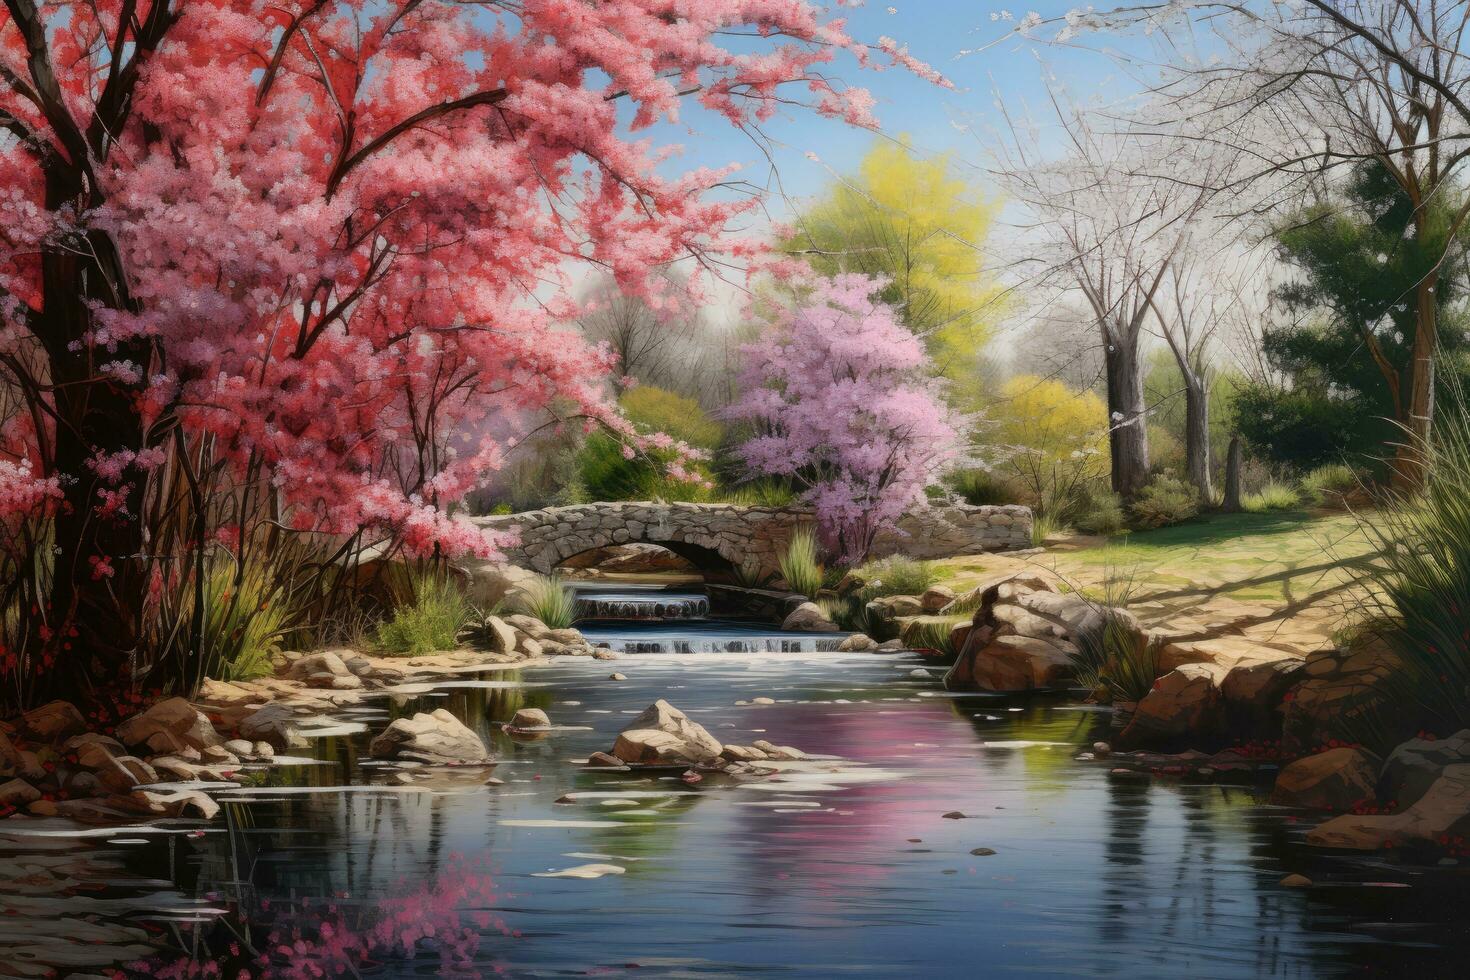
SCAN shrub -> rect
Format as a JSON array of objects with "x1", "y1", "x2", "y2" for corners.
[
  {"x1": 1243, "y1": 481, "x2": 1301, "y2": 512},
  {"x1": 901, "y1": 617, "x2": 964, "y2": 658},
  {"x1": 377, "y1": 574, "x2": 470, "y2": 655},
  {"x1": 1298, "y1": 463, "x2": 1360, "y2": 507},
  {"x1": 199, "y1": 563, "x2": 287, "y2": 681},
  {"x1": 1069, "y1": 609, "x2": 1161, "y2": 705},
  {"x1": 948, "y1": 468, "x2": 1023, "y2": 506},
  {"x1": 779, "y1": 529, "x2": 825, "y2": 599},
  {"x1": 1073, "y1": 487, "x2": 1125, "y2": 535},
  {"x1": 720, "y1": 479, "x2": 798, "y2": 507},
  {"x1": 1349, "y1": 395, "x2": 1470, "y2": 747},
  {"x1": 621, "y1": 385, "x2": 724, "y2": 449},
  {"x1": 576, "y1": 431, "x2": 710, "y2": 503},
  {"x1": 1129, "y1": 475, "x2": 1200, "y2": 529},
  {"x1": 515, "y1": 575, "x2": 576, "y2": 629},
  {"x1": 854, "y1": 555, "x2": 936, "y2": 600}
]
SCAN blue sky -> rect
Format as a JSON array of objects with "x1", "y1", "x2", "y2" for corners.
[{"x1": 641, "y1": 2, "x2": 1142, "y2": 217}]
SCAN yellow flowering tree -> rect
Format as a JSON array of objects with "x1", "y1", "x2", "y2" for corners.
[
  {"x1": 785, "y1": 139, "x2": 1005, "y2": 397},
  {"x1": 992, "y1": 375, "x2": 1110, "y2": 514}
]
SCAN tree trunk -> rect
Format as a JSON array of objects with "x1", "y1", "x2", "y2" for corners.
[
  {"x1": 33, "y1": 169, "x2": 150, "y2": 708},
  {"x1": 1222, "y1": 436, "x2": 1243, "y2": 513},
  {"x1": 1391, "y1": 278, "x2": 1438, "y2": 491},
  {"x1": 1184, "y1": 376, "x2": 1213, "y2": 503},
  {"x1": 1104, "y1": 334, "x2": 1150, "y2": 499}
]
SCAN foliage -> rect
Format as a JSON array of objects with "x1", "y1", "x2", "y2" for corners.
[
  {"x1": 901, "y1": 617, "x2": 964, "y2": 658},
  {"x1": 818, "y1": 595, "x2": 887, "y2": 638},
  {"x1": 0, "y1": 0, "x2": 927, "y2": 708},
  {"x1": 622, "y1": 386, "x2": 725, "y2": 450},
  {"x1": 719, "y1": 479, "x2": 800, "y2": 507},
  {"x1": 1073, "y1": 487, "x2": 1126, "y2": 536},
  {"x1": 516, "y1": 575, "x2": 577, "y2": 630},
  {"x1": 377, "y1": 574, "x2": 471, "y2": 656},
  {"x1": 460, "y1": 601, "x2": 508, "y2": 649},
  {"x1": 574, "y1": 386, "x2": 723, "y2": 502},
  {"x1": 855, "y1": 556, "x2": 937, "y2": 601},
  {"x1": 729, "y1": 275, "x2": 963, "y2": 562},
  {"x1": 1243, "y1": 160, "x2": 1470, "y2": 471},
  {"x1": 947, "y1": 468, "x2": 1024, "y2": 506},
  {"x1": 1070, "y1": 612, "x2": 1162, "y2": 705},
  {"x1": 1129, "y1": 475, "x2": 1201, "y2": 529},
  {"x1": 1242, "y1": 481, "x2": 1301, "y2": 513},
  {"x1": 1352, "y1": 391, "x2": 1470, "y2": 745},
  {"x1": 1298, "y1": 463, "x2": 1362, "y2": 506},
  {"x1": 785, "y1": 139, "x2": 1005, "y2": 400},
  {"x1": 779, "y1": 529, "x2": 826, "y2": 599},
  {"x1": 989, "y1": 375, "x2": 1109, "y2": 519}
]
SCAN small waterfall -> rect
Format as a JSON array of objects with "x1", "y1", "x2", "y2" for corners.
[
  {"x1": 594, "y1": 634, "x2": 845, "y2": 655},
  {"x1": 572, "y1": 587, "x2": 709, "y2": 622}
]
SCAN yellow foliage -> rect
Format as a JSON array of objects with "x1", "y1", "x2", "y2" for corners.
[
  {"x1": 787, "y1": 139, "x2": 1005, "y2": 385},
  {"x1": 620, "y1": 385, "x2": 723, "y2": 449},
  {"x1": 992, "y1": 376, "x2": 1110, "y2": 502}
]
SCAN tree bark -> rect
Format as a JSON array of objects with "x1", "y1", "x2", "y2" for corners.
[
  {"x1": 1183, "y1": 376, "x2": 1214, "y2": 503},
  {"x1": 1391, "y1": 277, "x2": 1438, "y2": 491},
  {"x1": 1104, "y1": 335, "x2": 1151, "y2": 499},
  {"x1": 1222, "y1": 436, "x2": 1243, "y2": 513},
  {"x1": 33, "y1": 169, "x2": 150, "y2": 707}
]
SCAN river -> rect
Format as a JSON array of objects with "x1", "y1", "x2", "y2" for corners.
[{"x1": 2, "y1": 583, "x2": 1468, "y2": 977}]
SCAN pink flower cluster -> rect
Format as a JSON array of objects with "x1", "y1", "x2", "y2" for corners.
[
  {"x1": 728, "y1": 275, "x2": 962, "y2": 562},
  {"x1": 0, "y1": 0, "x2": 938, "y2": 562}
]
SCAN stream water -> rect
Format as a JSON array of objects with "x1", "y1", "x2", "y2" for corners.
[{"x1": 3, "y1": 583, "x2": 1470, "y2": 977}]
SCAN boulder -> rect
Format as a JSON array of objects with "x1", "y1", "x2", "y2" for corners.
[
  {"x1": 1270, "y1": 748, "x2": 1381, "y2": 811},
  {"x1": 308, "y1": 671, "x2": 363, "y2": 690},
  {"x1": 237, "y1": 702, "x2": 308, "y2": 752},
  {"x1": 1379, "y1": 729, "x2": 1470, "y2": 809},
  {"x1": 505, "y1": 614, "x2": 550, "y2": 639},
  {"x1": 509, "y1": 707, "x2": 551, "y2": 730},
  {"x1": 752, "y1": 739, "x2": 806, "y2": 761},
  {"x1": 0, "y1": 728, "x2": 22, "y2": 773},
  {"x1": 132, "y1": 788, "x2": 221, "y2": 820},
  {"x1": 369, "y1": 709, "x2": 491, "y2": 764},
  {"x1": 721, "y1": 745, "x2": 770, "y2": 763},
  {"x1": 224, "y1": 738, "x2": 255, "y2": 757},
  {"x1": 20, "y1": 700, "x2": 87, "y2": 741},
  {"x1": 1121, "y1": 664, "x2": 1224, "y2": 745},
  {"x1": 287, "y1": 651, "x2": 351, "y2": 680},
  {"x1": 781, "y1": 602, "x2": 839, "y2": 633},
  {"x1": 0, "y1": 777, "x2": 39, "y2": 808},
  {"x1": 73, "y1": 741, "x2": 159, "y2": 793},
  {"x1": 1012, "y1": 590, "x2": 1106, "y2": 638},
  {"x1": 838, "y1": 633, "x2": 878, "y2": 652},
  {"x1": 921, "y1": 586, "x2": 956, "y2": 614},
  {"x1": 479, "y1": 615, "x2": 518, "y2": 655},
  {"x1": 967, "y1": 635, "x2": 1075, "y2": 691},
  {"x1": 868, "y1": 595, "x2": 924, "y2": 619},
  {"x1": 116, "y1": 697, "x2": 223, "y2": 752},
  {"x1": 64, "y1": 732, "x2": 127, "y2": 757},
  {"x1": 611, "y1": 700, "x2": 724, "y2": 767},
  {"x1": 1221, "y1": 656, "x2": 1305, "y2": 710},
  {"x1": 1282, "y1": 638, "x2": 1400, "y2": 753},
  {"x1": 1307, "y1": 763, "x2": 1470, "y2": 850}
]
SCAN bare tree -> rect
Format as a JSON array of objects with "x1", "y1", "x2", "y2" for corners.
[{"x1": 1004, "y1": 0, "x2": 1470, "y2": 487}]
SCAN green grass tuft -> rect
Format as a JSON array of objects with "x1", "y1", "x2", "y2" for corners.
[
  {"x1": 1243, "y1": 480, "x2": 1301, "y2": 513},
  {"x1": 377, "y1": 574, "x2": 470, "y2": 655},
  {"x1": 854, "y1": 555, "x2": 936, "y2": 601},
  {"x1": 516, "y1": 574, "x2": 577, "y2": 629},
  {"x1": 779, "y1": 529, "x2": 825, "y2": 599}
]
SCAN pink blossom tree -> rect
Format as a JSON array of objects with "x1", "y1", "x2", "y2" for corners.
[
  {"x1": 729, "y1": 275, "x2": 963, "y2": 563},
  {"x1": 0, "y1": 0, "x2": 945, "y2": 707}
]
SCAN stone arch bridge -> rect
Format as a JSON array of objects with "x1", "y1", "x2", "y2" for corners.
[{"x1": 470, "y1": 501, "x2": 1032, "y2": 581}]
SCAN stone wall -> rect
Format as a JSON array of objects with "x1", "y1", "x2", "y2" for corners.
[{"x1": 471, "y1": 501, "x2": 1031, "y2": 579}]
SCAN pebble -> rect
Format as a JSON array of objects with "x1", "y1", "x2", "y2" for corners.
[
  {"x1": 1280, "y1": 874, "x2": 1313, "y2": 888},
  {"x1": 1093, "y1": 741, "x2": 1112, "y2": 758},
  {"x1": 970, "y1": 848, "x2": 997, "y2": 857},
  {"x1": 752, "y1": 697, "x2": 775, "y2": 705},
  {"x1": 608, "y1": 673, "x2": 627, "y2": 681},
  {"x1": 942, "y1": 811, "x2": 967, "y2": 820}
]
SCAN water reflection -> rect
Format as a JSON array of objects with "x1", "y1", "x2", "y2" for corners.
[{"x1": 5, "y1": 652, "x2": 1470, "y2": 976}]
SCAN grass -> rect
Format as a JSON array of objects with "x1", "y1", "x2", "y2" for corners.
[
  {"x1": 1299, "y1": 463, "x2": 1361, "y2": 507},
  {"x1": 1066, "y1": 570, "x2": 1160, "y2": 704},
  {"x1": 377, "y1": 573, "x2": 471, "y2": 655},
  {"x1": 200, "y1": 563, "x2": 286, "y2": 681},
  {"x1": 1348, "y1": 398, "x2": 1470, "y2": 748},
  {"x1": 854, "y1": 555, "x2": 936, "y2": 600},
  {"x1": 1243, "y1": 480, "x2": 1302, "y2": 512},
  {"x1": 901, "y1": 616, "x2": 966, "y2": 657},
  {"x1": 779, "y1": 529, "x2": 824, "y2": 599},
  {"x1": 515, "y1": 574, "x2": 577, "y2": 629}
]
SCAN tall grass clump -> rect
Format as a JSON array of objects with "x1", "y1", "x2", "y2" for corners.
[
  {"x1": 901, "y1": 618, "x2": 964, "y2": 658},
  {"x1": 1298, "y1": 463, "x2": 1360, "y2": 507},
  {"x1": 1243, "y1": 480, "x2": 1301, "y2": 512},
  {"x1": 779, "y1": 529, "x2": 825, "y2": 599},
  {"x1": 377, "y1": 573, "x2": 471, "y2": 655},
  {"x1": 854, "y1": 555, "x2": 935, "y2": 600},
  {"x1": 516, "y1": 574, "x2": 577, "y2": 629},
  {"x1": 948, "y1": 468, "x2": 1021, "y2": 506},
  {"x1": 1350, "y1": 395, "x2": 1470, "y2": 746},
  {"x1": 194, "y1": 562, "x2": 287, "y2": 681},
  {"x1": 1065, "y1": 563, "x2": 1159, "y2": 704},
  {"x1": 1129, "y1": 475, "x2": 1200, "y2": 529}
]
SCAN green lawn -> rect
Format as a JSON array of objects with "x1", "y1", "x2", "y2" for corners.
[{"x1": 933, "y1": 509, "x2": 1377, "y2": 609}]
